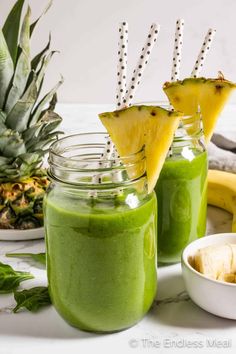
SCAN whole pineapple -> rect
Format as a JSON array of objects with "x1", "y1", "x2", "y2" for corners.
[{"x1": 0, "y1": 0, "x2": 63, "y2": 229}]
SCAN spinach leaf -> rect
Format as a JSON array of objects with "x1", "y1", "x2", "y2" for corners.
[
  {"x1": 13, "y1": 286, "x2": 51, "y2": 313},
  {"x1": 5, "y1": 252, "x2": 46, "y2": 265},
  {"x1": 0, "y1": 262, "x2": 34, "y2": 294}
]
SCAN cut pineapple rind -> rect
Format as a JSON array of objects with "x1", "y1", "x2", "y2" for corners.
[
  {"x1": 163, "y1": 77, "x2": 236, "y2": 144},
  {"x1": 99, "y1": 105, "x2": 182, "y2": 193},
  {"x1": 164, "y1": 77, "x2": 236, "y2": 88}
]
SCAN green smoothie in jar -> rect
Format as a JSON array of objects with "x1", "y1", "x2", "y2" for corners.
[
  {"x1": 44, "y1": 133, "x2": 157, "y2": 333},
  {"x1": 155, "y1": 114, "x2": 208, "y2": 263}
]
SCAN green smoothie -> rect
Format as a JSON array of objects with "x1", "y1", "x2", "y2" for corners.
[
  {"x1": 155, "y1": 150, "x2": 207, "y2": 263},
  {"x1": 44, "y1": 190, "x2": 157, "y2": 332}
]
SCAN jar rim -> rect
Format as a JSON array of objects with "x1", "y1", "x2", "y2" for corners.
[
  {"x1": 48, "y1": 132, "x2": 147, "y2": 188},
  {"x1": 49, "y1": 132, "x2": 145, "y2": 169}
]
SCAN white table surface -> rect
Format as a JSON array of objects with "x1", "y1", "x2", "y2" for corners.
[{"x1": 0, "y1": 103, "x2": 235, "y2": 354}]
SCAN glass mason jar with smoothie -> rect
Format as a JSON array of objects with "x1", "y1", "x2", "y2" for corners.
[
  {"x1": 155, "y1": 112, "x2": 208, "y2": 263},
  {"x1": 44, "y1": 133, "x2": 157, "y2": 333}
]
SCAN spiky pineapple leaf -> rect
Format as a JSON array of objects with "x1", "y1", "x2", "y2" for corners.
[
  {"x1": 36, "y1": 51, "x2": 58, "y2": 90},
  {"x1": 23, "y1": 110, "x2": 62, "y2": 149},
  {"x1": 38, "y1": 111, "x2": 62, "y2": 137},
  {"x1": 30, "y1": 76, "x2": 64, "y2": 126},
  {"x1": 16, "y1": 152, "x2": 43, "y2": 177},
  {"x1": 31, "y1": 34, "x2": 51, "y2": 71},
  {"x1": 2, "y1": 0, "x2": 25, "y2": 66},
  {"x1": 0, "y1": 152, "x2": 43, "y2": 181},
  {"x1": 0, "y1": 110, "x2": 6, "y2": 122},
  {"x1": 30, "y1": 0, "x2": 53, "y2": 37},
  {"x1": 0, "y1": 30, "x2": 14, "y2": 109},
  {"x1": 6, "y1": 77, "x2": 37, "y2": 133},
  {"x1": 28, "y1": 133, "x2": 60, "y2": 152},
  {"x1": 22, "y1": 124, "x2": 41, "y2": 144},
  {"x1": 0, "y1": 156, "x2": 11, "y2": 164},
  {"x1": 0, "y1": 131, "x2": 26, "y2": 158},
  {"x1": 5, "y1": 6, "x2": 31, "y2": 114},
  {"x1": 48, "y1": 92, "x2": 57, "y2": 111}
]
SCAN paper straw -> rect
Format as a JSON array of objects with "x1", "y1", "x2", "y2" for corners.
[
  {"x1": 116, "y1": 22, "x2": 128, "y2": 107},
  {"x1": 103, "y1": 22, "x2": 129, "y2": 163},
  {"x1": 191, "y1": 29, "x2": 216, "y2": 78},
  {"x1": 92, "y1": 23, "x2": 128, "y2": 187},
  {"x1": 123, "y1": 23, "x2": 160, "y2": 106},
  {"x1": 103, "y1": 22, "x2": 129, "y2": 162},
  {"x1": 171, "y1": 19, "x2": 184, "y2": 81}
]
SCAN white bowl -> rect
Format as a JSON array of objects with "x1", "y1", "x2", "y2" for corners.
[
  {"x1": 0, "y1": 227, "x2": 44, "y2": 241},
  {"x1": 181, "y1": 233, "x2": 236, "y2": 320}
]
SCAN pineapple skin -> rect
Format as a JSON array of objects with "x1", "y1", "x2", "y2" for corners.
[
  {"x1": 0, "y1": 173, "x2": 49, "y2": 229},
  {"x1": 0, "y1": 1, "x2": 63, "y2": 230}
]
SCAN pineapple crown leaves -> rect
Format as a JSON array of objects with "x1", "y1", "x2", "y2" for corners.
[{"x1": 0, "y1": 0, "x2": 63, "y2": 182}]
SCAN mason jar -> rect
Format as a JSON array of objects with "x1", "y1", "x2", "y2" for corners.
[
  {"x1": 155, "y1": 112, "x2": 208, "y2": 263},
  {"x1": 44, "y1": 133, "x2": 157, "y2": 333}
]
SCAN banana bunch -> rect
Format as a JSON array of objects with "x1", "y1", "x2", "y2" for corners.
[{"x1": 208, "y1": 169, "x2": 236, "y2": 232}]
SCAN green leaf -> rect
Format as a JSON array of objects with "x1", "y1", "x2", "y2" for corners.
[
  {"x1": 14, "y1": 152, "x2": 43, "y2": 177},
  {"x1": 6, "y1": 253, "x2": 46, "y2": 265},
  {"x1": 0, "y1": 111, "x2": 7, "y2": 134},
  {"x1": 47, "y1": 92, "x2": 57, "y2": 111},
  {"x1": 30, "y1": 76, "x2": 64, "y2": 126},
  {"x1": 0, "y1": 30, "x2": 14, "y2": 109},
  {"x1": 36, "y1": 51, "x2": 58, "y2": 91},
  {"x1": 30, "y1": 0, "x2": 53, "y2": 37},
  {"x1": 26, "y1": 111, "x2": 62, "y2": 151},
  {"x1": 0, "y1": 130, "x2": 26, "y2": 158},
  {"x1": 13, "y1": 286, "x2": 51, "y2": 313},
  {"x1": 0, "y1": 261, "x2": 34, "y2": 294},
  {"x1": 38, "y1": 110, "x2": 62, "y2": 135},
  {"x1": 22, "y1": 124, "x2": 41, "y2": 144},
  {"x1": 2, "y1": 0, "x2": 25, "y2": 65},
  {"x1": 5, "y1": 6, "x2": 31, "y2": 113},
  {"x1": 31, "y1": 34, "x2": 51, "y2": 71},
  {"x1": 0, "y1": 109, "x2": 6, "y2": 122},
  {"x1": 6, "y1": 76, "x2": 37, "y2": 132}
]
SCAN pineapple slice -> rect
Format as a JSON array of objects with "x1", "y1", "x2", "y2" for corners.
[
  {"x1": 99, "y1": 106, "x2": 181, "y2": 193},
  {"x1": 163, "y1": 74, "x2": 236, "y2": 144}
]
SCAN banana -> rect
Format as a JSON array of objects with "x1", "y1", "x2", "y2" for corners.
[
  {"x1": 194, "y1": 243, "x2": 236, "y2": 281},
  {"x1": 208, "y1": 169, "x2": 236, "y2": 232}
]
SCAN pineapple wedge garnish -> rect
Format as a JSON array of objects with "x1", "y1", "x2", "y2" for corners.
[
  {"x1": 163, "y1": 73, "x2": 236, "y2": 143},
  {"x1": 99, "y1": 106, "x2": 182, "y2": 193}
]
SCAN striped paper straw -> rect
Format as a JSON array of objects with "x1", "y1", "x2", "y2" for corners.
[
  {"x1": 171, "y1": 19, "x2": 184, "y2": 81},
  {"x1": 123, "y1": 23, "x2": 160, "y2": 106},
  {"x1": 191, "y1": 29, "x2": 216, "y2": 78}
]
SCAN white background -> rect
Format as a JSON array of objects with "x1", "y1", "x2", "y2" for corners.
[{"x1": 1, "y1": 0, "x2": 236, "y2": 104}]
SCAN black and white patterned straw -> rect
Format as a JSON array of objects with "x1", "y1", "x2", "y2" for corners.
[
  {"x1": 93, "y1": 23, "x2": 129, "y2": 186},
  {"x1": 123, "y1": 23, "x2": 160, "y2": 106},
  {"x1": 116, "y1": 22, "x2": 128, "y2": 108},
  {"x1": 191, "y1": 28, "x2": 216, "y2": 78},
  {"x1": 103, "y1": 22, "x2": 129, "y2": 163},
  {"x1": 171, "y1": 19, "x2": 184, "y2": 81},
  {"x1": 103, "y1": 22, "x2": 128, "y2": 163}
]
